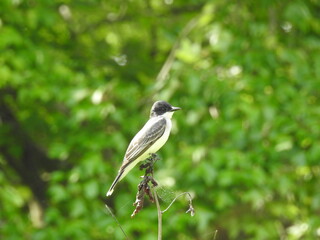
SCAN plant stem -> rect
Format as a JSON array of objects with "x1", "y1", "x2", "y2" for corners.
[
  {"x1": 105, "y1": 204, "x2": 129, "y2": 240},
  {"x1": 162, "y1": 192, "x2": 193, "y2": 214},
  {"x1": 153, "y1": 188, "x2": 162, "y2": 240}
]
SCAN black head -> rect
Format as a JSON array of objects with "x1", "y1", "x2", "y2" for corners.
[{"x1": 150, "y1": 100, "x2": 181, "y2": 117}]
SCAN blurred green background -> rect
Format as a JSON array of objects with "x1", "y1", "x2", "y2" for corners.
[{"x1": 1, "y1": 0, "x2": 320, "y2": 239}]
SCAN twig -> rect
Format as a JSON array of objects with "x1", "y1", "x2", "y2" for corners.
[
  {"x1": 153, "y1": 188, "x2": 162, "y2": 240},
  {"x1": 161, "y1": 192, "x2": 195, "y2": 216},
  {"x1": 213, "y1": 230, "x2": 218, "y2": 240},
  {"x1": 131, "y1": 153, "x2": 195, "y2": 240},
  {"x1": 154, "y1": 17, "x2": 199, "y2": 91},
  {"x1": 105, "y1": 204, "x2": 129, "y2": 240},
  {"x1": 131, "y1": 154, "x2": 159, "y2": 217}
]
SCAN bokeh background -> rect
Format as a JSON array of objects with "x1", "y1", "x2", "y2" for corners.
[{"x1": 1, "y1": 0, "x2": 320, "y2": 239}]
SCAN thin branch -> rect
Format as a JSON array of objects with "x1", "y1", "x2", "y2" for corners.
[
  {"x1": 161, "y1": 192, "x2": 195, "y2": 216},
  {"x1": 213, "y1": 230, "x2": 218, "y2": 240},
  {"x1": 105, "y1": 204, "x2": 129, "y2": 240},
  {"x1": 131, "y1": 154, "x2": 159, "y2": 217},
  {"x1": 153, "y1": 188, "x2": 162, "y2": 240},
  {"x1": 154, "y1": 17, "x2": 199, "y2": 91},
  {"x1": 131, "y1": 153, "x2": 195, "y2": 240}
]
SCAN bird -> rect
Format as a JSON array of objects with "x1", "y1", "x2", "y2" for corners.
[{"x1": 106, "y1": 100, "x2": 181, "y2": 196}]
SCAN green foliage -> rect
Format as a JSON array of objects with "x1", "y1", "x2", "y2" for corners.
[{"x1": 1, "y1": 0, "x2": 320, "y2": 239}]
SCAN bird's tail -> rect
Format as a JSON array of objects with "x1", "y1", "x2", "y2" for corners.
[{"x1": 106, "y1": 170, "x2": 124, "y2": 196}]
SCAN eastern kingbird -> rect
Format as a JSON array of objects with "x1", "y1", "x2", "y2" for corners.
[{"x1": 106, "y1": 100, "x2": 181, "y2": 196}]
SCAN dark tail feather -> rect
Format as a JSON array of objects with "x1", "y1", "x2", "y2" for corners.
[{"x1": 106, "y1": 170, "x2": 124, "y2": 196}]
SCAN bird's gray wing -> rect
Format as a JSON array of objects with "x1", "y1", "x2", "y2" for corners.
[{"x1": 120, "y1": 117, "x2": 166, "y2": 169}]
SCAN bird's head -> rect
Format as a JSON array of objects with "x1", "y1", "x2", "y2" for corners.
[{"x1": 150, "y1": 100, "x2": 181, "y2": 118}]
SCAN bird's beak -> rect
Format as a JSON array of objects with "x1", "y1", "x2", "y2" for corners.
[{"x1": 171, "y1": 106, "x2": 181, "y2": 112}]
